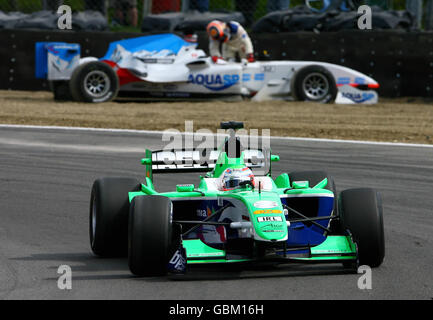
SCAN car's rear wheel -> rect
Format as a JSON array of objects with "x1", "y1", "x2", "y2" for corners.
[
  {"x1": 339, "y1": 188, "x2": 385, "y2": 267},
  {"x1": 292, "y1": 65, "x2": 337, "y2": 103},
  {"x1": 89, "y1": 177, "x2": 141, "y2": 257},
  {"x1": 128, "y1": 195, "x2": 173, "y2": 276},
  {"x1": 70, "y1": 61, "x2": 119, "y2": 103}
]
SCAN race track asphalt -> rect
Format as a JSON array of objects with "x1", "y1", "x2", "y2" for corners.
[{"x1": 0, "y1": 126, "x2": 432, "y2": 300}]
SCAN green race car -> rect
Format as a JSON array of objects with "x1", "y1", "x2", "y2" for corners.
[{"x1": 89, "y1": 121, "x2": 385, "y2": 276}]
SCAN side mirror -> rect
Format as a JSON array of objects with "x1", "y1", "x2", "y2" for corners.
[
  {"x1": 271, "y1": 154, "x2": 280, "y2": 162},
  {"x1": 141, "y1": 158, "x2": 152, "y2": 165}
]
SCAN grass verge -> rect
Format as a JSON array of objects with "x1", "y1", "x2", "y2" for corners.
[{"x1": 0, "y1": 90, "x2": 432, "y2": 144}]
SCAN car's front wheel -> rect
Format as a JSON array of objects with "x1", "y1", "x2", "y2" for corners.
[
  {"x1": 339, "y1": 188, "x2": 385, "y2": 267},
  {"x1": 291, "y1": 65, "x2": 337, "y2": 103},
  {"x1": 128, "y1": 195, "x2": 173, "y2": 276}
]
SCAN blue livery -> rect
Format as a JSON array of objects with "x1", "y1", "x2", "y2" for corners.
[{"x1": 100, "y1": 33, "x2": 193, "y2": 61}]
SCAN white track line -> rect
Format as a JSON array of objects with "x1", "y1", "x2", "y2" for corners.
[
  {"x1": 0, "y1": 137, "x2": 145, "y2": 153},
  {"x1": 0, "y1": 124, "x2": 432, "y2": 149}
]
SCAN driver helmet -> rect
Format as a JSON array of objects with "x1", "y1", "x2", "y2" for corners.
[
  {"x1": 206, "y1": 20, "x2": 229, "y2": 43},
  {"x1": 219, "y1": 167, "x2": 255, "y2": 191}
]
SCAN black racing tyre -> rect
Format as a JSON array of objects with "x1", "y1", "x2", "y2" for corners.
[
  {"x1": 288, "y1": 170, "x2": 339, "y2": 232},
  {"x1": 70, "y1": 61, "x2": 119, "y2": 103},
  {"x1": 128, "y1": 195, "x2": 173, "y2": 276},
  {"x1": 89, "y1": 177, "x2": 141, "y2": 257},
  {"x1": 291, "y1": 65, "x2": 337, "y2": 103},
  {"x1": 49, "y1": 80, "x2": 73, "y2": 101},
  {"x1": 339, "y1": 188, "x2": 385, "y2": 268}
]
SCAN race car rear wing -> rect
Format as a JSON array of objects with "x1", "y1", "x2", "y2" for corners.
[{"x1": 141, "y1": 148, "x2": 273, "y2": 180}]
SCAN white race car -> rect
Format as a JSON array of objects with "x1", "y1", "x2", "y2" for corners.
[{"x1": 36, "y1": 33, "x2": 379, "y2": 104}]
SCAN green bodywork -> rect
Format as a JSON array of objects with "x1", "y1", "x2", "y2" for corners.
[
  {"x1": 129, "y1": 139, "x2": 357, "y2": 265},
  {"x1": 183, "y1": 235, "x2": 356, "y2": 263}
]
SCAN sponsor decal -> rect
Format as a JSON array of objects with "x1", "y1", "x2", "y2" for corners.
[
  {"x1": 167, "y1": 248, "x2": 187, "y2": 274},
  {"x1": 354, "y1": 77, "x2": 366, "y2": 85},
  {"x1": 260, "y1": 66, "x2": 276, "y2": 73},
  {"x1": 261, "y1": 223, "x2": 283, "y2": 228},
  {"x1": 254, "y1": 73, "x2": 265, "y2": 81},
  {"x1": 337, "y1": 77, "x2": 368, "y2": 86},
  {"x1": 188, "y1": 252, "x2": 225, "y2": 257},
  {"x1": 342, "y1": 92, "x2": 375, "y2": 103},
  {"x1": 196, "y1": 209, "x2": 207, "y2": 218},
  {"x1": 257, "y1": 216, "x2": 283, "y2": 222},
  {"x1": 260, "y1": 222, "x2": 285, "y2": 233},
  {"x1": 197, "y1": 206, "x2": 213, "y2": 218},
  {"x1": 254, "y1": 209, "x2": 282, "y2": 215},
  {"x1": 254, "y1": 200, "x2": 278, "y2": 208},
  {"x1": 337, "y1": 77, "x2": 351, "y2": 85},
  {"x1": 242, "y1": 73, "x2": 251, "y2": 82},
  {"x1": 188, "y1": 74, "x2": 240, "y2": 91}
]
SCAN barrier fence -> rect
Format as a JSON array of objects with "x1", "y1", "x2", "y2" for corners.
[
  {"x1": 1, "y1": 28, "x2": 432, "y2": 97},
  {"x1": 0, "y1": 1, "x2": 432, "y2": 98},
  {"x1": 2, "y1": 1, "x2": 431, "y2": 29}
]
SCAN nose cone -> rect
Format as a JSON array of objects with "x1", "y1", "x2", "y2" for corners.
[{"x1": 244, "y1": 194, "x2": 288, "y2": 242}]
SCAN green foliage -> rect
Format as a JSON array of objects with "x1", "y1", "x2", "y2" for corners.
[
  {"x1": 291, "y1": 0, "x2": 305, "y2": 6},
  {"x1": 63, "y1": 0, "x2": 84, "y2": 11},
  {"x1": 17, "y1": 0, "x2": 41, "y2": 12},
  {"x1": 210, "y1": 0, "x2": 234, "y2": 11},
  {"x1": 0, "y1": 0, "x2": 42, "y2": 13},
  {"x1": 0, "y1": 0, "x2": 85, "y2": 13},
  {"x1": 109, "y1": 24, "x2": 141, "y2": 33}
]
